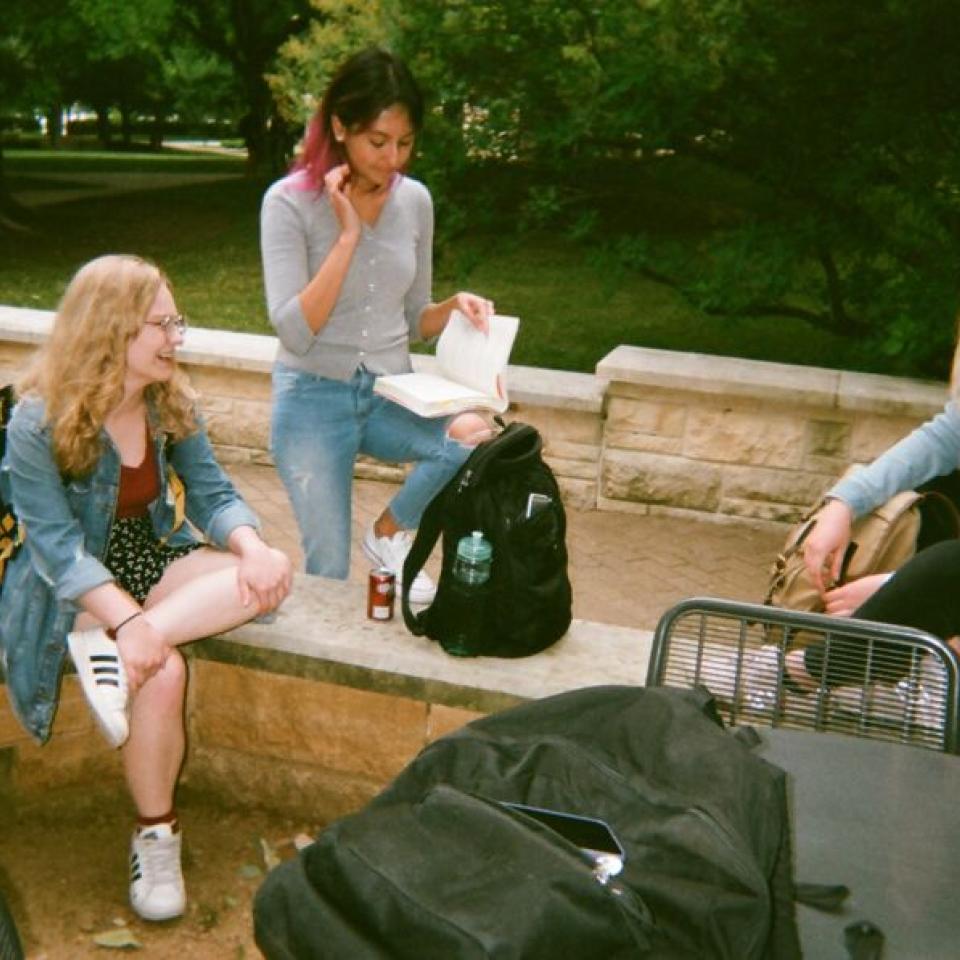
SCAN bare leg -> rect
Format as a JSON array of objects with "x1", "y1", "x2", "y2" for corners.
[
  {"x1": 122, "y1": 649, "x2": 187, "y2": 817},
  {"x1": 124, "y1": 548, "x2": 260, "y2": 812},
  {"x1": 72, "y1": 547, "x2": 268, "y2": 815}
]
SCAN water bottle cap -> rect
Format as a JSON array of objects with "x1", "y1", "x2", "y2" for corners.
[{"x1": 457, "y1": 530, "x2": 492, "y2": 562}]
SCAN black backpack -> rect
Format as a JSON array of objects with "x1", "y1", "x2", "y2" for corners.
[
  {"x1": 401, "y1": 421, "x2": 572, "y2": 657},
  {"x1": 253, "y1": 685, "x2": 802, "y2": 959}
]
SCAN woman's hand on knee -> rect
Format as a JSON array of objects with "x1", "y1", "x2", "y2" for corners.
[
  {"x1": 117, "y1": 619, "x2": 169, "y2": 692},
  {"x1": 236, "y1": 542, "x2": 294, "y2": 614}
]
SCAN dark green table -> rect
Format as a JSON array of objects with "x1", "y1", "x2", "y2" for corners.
[{"x1": 762, "y1": 729, "x2": 959, "y2": 959}]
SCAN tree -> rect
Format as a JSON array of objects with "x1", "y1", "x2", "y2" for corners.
[
  {"x1": 174, "y1": 0, "x2": 315, "y2": 175},
  {"x1": 385, "y1": 0, "x2": 960, "y2": 376}
]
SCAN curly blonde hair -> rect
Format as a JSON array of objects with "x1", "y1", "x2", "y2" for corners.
[{"x1": 18, "y1": 254, "x2": 198, "y2": 476}]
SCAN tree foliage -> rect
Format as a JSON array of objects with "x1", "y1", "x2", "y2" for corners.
[
  {"x1": 268, "y1": 0, "x2": 960, "y2": 376},
  {"x1": 4, "y1": 0, "x2": 959, "y2": 375}
]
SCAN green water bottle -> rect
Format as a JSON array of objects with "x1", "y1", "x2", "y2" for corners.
[
  {"x1": 443, "y1": 531, "x2": 492, "y2": 656},
  {"x1": 453, "y1": 530, "x2": 493, "y2": 585}
]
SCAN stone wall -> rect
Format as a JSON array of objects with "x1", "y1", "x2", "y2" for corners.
[
  {"x1": 597, "y1": 345, "x2": 948, "y2": 528},
  {"x1": 0, "y1": 304, "x2": 949, "y2": 530},
  {"x1": 0, "y1": 304, "x2": 949, "y2": 801}
]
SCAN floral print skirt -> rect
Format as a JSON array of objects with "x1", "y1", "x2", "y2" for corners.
[{"x1": 104, "y1": 515, "x2": 202, "y2": 604}]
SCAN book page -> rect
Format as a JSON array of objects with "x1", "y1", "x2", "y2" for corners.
[
  {"x1": 380, "y1": 373, "x2": 486, "y2": 405},
  {"x1": 435, "y1": 310, "x2": 519, "y2": 398},
  {"x1": 374, "y1": 372, "x2": 492, "y2": 417}
]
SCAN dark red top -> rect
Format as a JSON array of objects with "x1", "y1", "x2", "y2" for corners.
[{"x1": 116, "y1": 433, "x2": 160, "y2": 519}]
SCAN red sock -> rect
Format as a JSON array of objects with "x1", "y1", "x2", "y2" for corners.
[{"x1": 137, "y1": 809, "x2": 179, "y2": 833}]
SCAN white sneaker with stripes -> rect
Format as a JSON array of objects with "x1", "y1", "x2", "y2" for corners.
[
  {"x1": 66, "y1": 627, "x2": 129, "y2": 748},
  {"x1": 129, "y1": 822, "x2": 185, "y2": 922}
]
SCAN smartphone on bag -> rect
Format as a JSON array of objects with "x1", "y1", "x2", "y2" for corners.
[
  {"x1": 524, "y1": 492, "x2": 552, "y2": 520},
  {"x1": 499, "y1": 801, "x2": 624, "y2": 877}
]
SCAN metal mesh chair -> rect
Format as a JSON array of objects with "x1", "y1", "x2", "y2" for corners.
[{"x1": 648, "y1": 597, "x2": 959, "y2": 753}]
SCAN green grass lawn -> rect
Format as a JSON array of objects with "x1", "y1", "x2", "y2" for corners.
[{"x1": 0, "y1": 149, "x2": 870, "y2": 375}]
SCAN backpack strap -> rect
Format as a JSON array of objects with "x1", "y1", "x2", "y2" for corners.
[{"x1": 401, "y1": 474, "x2": 449, "y2": 635}]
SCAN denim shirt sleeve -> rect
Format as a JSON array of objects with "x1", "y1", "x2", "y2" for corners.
[
  {"x1": 5, "y1": 402, "x2": 113, "y2": 601},
  {"x1": 168, "y1": 416, "x2": 260, "y2": 547},
  {"x1": 829, "y1": 400, "x2": 960, "y2": 517}
]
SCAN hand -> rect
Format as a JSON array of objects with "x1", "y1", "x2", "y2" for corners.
[
  {"x1": 235, "y1": 542, "x2": 294, "y2": 614},
  {"x1": 823, "y1": 573, "x2": 891, "y2": 618},
  {"x1": 324, "y1": 163, "x2": 361, "y2": 239},
  {"x1": 802, "y1": 498, "x2": 854, "y2": 596},
  {"x1": 116, "y1": 616, "x2": 169, "y2": 692},
  {"x1": 450, "y1": 291, "x2": 494, "y2": 335}
]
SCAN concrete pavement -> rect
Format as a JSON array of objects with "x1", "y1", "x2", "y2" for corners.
[{"x1": 225, "y1": 462, "x2": 785, "y2": 633}]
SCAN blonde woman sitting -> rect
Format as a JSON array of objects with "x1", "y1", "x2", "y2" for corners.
[{"x1": 0, "y1": 254, "x2": 293, "y2": 922}]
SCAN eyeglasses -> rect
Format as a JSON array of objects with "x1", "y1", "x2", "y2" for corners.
[{"x1": 144, "y1": 313, "x2": 188, "y2": 335}]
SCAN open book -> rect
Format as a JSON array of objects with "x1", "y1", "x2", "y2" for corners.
[{"x1": 373, "y1": 309, "x2": 519, "y2": 418}]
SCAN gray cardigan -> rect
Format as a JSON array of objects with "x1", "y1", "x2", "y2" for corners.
[
  {"x1": 830, "y1": 400, "x2": 960, "y2": 516},
  {"x1": 260, "y1": 170, "x2": 434, "y2": 381}
]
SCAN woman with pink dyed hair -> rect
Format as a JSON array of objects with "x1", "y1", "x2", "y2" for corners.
[{"x1": 260, "y1": 48, "x2": 493, "y2": 598}]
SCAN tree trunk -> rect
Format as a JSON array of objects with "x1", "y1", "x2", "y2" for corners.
[
  {"x1": 120, "y1": 104, "x2": 134, "y2": 147},
  {"x1": 95, "y1": 104, "x2": 112, "y2": 148},
  {"x1": 46, "y1": 104, "x2": 63, "y2": 147}
]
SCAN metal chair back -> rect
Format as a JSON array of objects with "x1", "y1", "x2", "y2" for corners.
[{"x1": 648, "y1": 597, "x2": 959, "y2": 753}]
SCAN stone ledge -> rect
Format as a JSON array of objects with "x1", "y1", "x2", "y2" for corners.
[
  {"x1": 597, "y1": 344, "x2": 947, "y2": 417},
  {"x1": 0, "y1": 306, "x2": 602, "y2": 416},
  {"x1": 190, "y1": 573, "x2": 653, "y2": 714}
]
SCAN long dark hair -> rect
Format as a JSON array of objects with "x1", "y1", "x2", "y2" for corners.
[{"x1": 293, "y1": 48, "x2": 424, "y2": 191}]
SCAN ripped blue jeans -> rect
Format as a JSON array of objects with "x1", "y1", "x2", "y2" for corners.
[{"x1": 271, "y1": 363, "x2": 471, "y2": 578}]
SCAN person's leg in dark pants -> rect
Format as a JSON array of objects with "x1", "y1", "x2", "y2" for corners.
[{"x1": 802, "y1": 539, "x2": 960, "y2": 687}]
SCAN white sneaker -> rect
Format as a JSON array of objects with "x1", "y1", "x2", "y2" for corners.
[
  {"x1": 830, "y1": 656, "x2": 946, "y2": 733},
  {"x1": 741, "y1": 645, "x2": 788, "y2": 714},
  {"x1": 66, "y1": 627, "x2": 129, "y2": 748},
  {"x1": 362, "y1": 525, "x2": 436, "y2": 604},
  {"x1": 129, "y1": 822, "x2": 186, "y2": 921}
]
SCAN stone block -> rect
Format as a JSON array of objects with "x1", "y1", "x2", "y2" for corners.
[
  {"x1": 807, "y1": 420, "x2": 851, "y2": 459},
  {"x1": 684, "y1": 408, "x2": 806, "y2": 467},
  {"x1": 608, "y1": 433, "x2": 685, "y2": 457},
  {"x1": 14, "y1": 732, "x2": 123, "y2": 793},
  {"x1": 804, "y1": 455, "x2": 851, "y2": 479},
  {"x1": 186, "y1": 364, "x2": 272, "y2": 402},
  {"x1": 720, "y1": 496, "x2": 807, "y2": 524},
  {"x1": 204, "y1": 400, "x2": 270, "y2": 451},
  {"x1": 184, "y1": 745, "x2": 388, "y2": 822},
  {"x1": 190, "y1": 662, "x2": 428, "y2": 785},
  {"x1": 211, "y1": 444, "x2": 258, "y2": 465},
  {"x1": 48, "y1": 679, "x2": 98, "y2": 737},
  {"x1": 850, "y1": 416, "x2": 925, "y2": 463},
  {"x1": 722, "y1": 466, "x2": 835, "y2": 506},
  {"x1": 605, "y1": 397, "x2": 686, "y2": 445},
  {"x1": 601, "y1": 450, "x2": 722, "y2": 511},
  {"x1": 546, "y1": 439, "x2": 601, "y2": 464},
  {"x1": 546, "y1": 455, "x2": 598, "y2": 482},
  {"x1": 427, "y1": 704, "x2": 486, "y2": 742},
  {"x1": 524, "y1": 407, "x2": 602, "y2": 447},
  {"x1": 556, "y1": 477, "x2": 597, "y2": 510}
]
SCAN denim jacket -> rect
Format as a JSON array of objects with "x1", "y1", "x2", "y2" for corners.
[
  {"x1": 830, "y1": 400, "x2": 960, "y2": 517},
  {"x1": 0, "y1": 395, "x2": 259, "y2": 743}
]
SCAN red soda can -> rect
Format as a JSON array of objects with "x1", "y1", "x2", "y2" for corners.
[{"x1": 367, "y1": 566, "x2": 395, "y2": 621}]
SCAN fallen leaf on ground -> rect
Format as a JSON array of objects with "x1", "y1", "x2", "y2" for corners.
[{"x1": 92, "y1": 926, "x2": 142, "y2": 949}]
